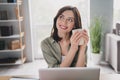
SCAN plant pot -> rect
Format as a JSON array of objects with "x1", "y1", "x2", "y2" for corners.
[{"x1": 91, "y1": 52, "x2": 102, "y2": 64}]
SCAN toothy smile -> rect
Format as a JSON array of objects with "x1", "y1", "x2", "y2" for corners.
[{"x1": 59, "y1": 25, "x2": 68, "y2": 30}]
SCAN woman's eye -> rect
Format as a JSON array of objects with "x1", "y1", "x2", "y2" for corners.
[
  {"x1": 59, "y1": 15, "x2": 64, "y2": 19},
  {"x1": 67, "y1": 18, "x2": 73, "y2": 22}
]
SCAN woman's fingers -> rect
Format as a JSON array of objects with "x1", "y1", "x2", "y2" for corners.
[
  {"x1": 75, "y1": 34, "x2": 82, "y2": 42},
  {"x1": 83, "y1": 36, "x2": 89, "y2": 44},
  {"x1": 82, "y1": 29, "x2": 88, "y2": 36},
  {"x1": 81, "y1": 30, "x2": 89, "y2": 46},
  {"x1": 71, "y1": 31, "x2": 82, "y2": 45},
  {"x1": 71, "y1": 29, "x2": 89, "y2": 46},
  {"x1": 72, "y1": 31, "x2": 81, "y2": 39}
]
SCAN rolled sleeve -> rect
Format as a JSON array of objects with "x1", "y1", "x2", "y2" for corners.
[{"x1": 41, "y1": 40, "x2": 60, "y2": 68}]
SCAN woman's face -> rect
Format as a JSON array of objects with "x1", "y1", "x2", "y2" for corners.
[{"x1": 56, "y1": 10, "x2": 75, "y2": 34}]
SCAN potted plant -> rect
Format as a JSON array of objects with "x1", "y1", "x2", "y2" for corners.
[{"x1": 89, "y1": 17, "x2": 102, "y2": 64}]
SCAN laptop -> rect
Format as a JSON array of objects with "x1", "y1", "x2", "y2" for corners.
[{"x1": 39, "y1": 67, "x2": 100, "y2": 80}]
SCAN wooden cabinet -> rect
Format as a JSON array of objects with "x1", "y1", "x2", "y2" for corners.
[{"x1": 0, "y1": 0, "x2": 26, "y2": 65}]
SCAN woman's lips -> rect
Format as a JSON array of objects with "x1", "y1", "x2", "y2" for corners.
[{"x1": 59, "y1": 25, "x2": 68, "y2": 30}]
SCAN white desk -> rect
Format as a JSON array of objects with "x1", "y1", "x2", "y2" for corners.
[
  {"x1": 100, "y1": 74, "x2": 120, "y2": 80},
  {"x1": 0, "y1": 74, "x2": 120, "y2": 80}
]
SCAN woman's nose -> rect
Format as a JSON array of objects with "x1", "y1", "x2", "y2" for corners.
[{"x1": 61, "y1": 18, "x2": 67, "y2": 24}]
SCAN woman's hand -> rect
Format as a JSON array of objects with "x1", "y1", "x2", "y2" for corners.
[
  {"x1": 70, "y1": 31, "x2": 82, "y2": 49},
  {"x1": 80, "y1": 29, "x2": 89, "y2": 48},
  {"x1": 70, "y1": 29, "x2": 89, "y2": 51},
  {"x1": 76, "y1": 29, "x2": 89, "y2": 67}
]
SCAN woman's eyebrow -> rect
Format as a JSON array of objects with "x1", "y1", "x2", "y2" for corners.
[
  {"x1": 61, "y1": 14, "x2": 74, "y2": 19},
  {"x1": 68, "y1": 17, "x2": 74, "y2": 19}
]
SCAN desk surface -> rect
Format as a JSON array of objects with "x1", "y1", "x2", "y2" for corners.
[
  {"x1": 0, "y1": 75, "x2": 38, "y2": 80},
  {"x1": 0, "y1": 74, "x2": 120, "y2": 80},
  {"x1": 0, "y1": 76, "x2": 11, "y2": 80},
  {"x1": 100, "y1": 74, "x2": 120, "y2": 80}
]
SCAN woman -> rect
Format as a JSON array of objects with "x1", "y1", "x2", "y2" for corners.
[{"x1": 41, "y1": 6, "x2": 89, "y2": 68}]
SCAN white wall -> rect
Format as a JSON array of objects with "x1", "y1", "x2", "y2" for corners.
[
  {"x1": 90, "y1": 0, "x2": 113, "y2": 60},
  {"x1": 22, "y1": 0, "x2": 34, "y2": 62}
]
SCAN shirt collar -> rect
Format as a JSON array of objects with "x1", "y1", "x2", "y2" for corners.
[{"x1": 49, "y1": 37, "x2": 56, "y2": 44}]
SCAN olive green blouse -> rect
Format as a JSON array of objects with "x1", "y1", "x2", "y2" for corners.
[{"x1": 41, "y1": 37, "x2": 87, "y2": 68}]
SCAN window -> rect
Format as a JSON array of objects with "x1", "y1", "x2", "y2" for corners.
[{"x1": 30, "y1": 0, "x2": 89, "y2": 58}]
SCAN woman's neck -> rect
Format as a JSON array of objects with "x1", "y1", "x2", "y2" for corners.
[{"x1": 58, "y1": 32, "x2": 70, "y2": 41}]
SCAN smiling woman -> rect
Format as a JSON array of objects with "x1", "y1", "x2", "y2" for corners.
[
  {"x1": 56, "y1": 10, "x2": 75, "y2": 34},
  {"x1": 41, "y1": 6, "x2": 89, "y2": 68},
  {"x1": 30, "y1": 0, "x2": 89, "y2": 59}
]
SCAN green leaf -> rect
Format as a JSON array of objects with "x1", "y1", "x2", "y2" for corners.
[{"x1": 89, "y1": 17, "x2": 102, "y2": 53}]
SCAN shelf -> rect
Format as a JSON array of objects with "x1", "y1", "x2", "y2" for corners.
[
  {"x1": 0, "y1": 32, "x2": 24, "y2": 39},
  {"x1": 0, "y1": 0, "x2": 26, "y2": 66},
  {"x1": 0, "y1": 19, "x2": 23, "y2": 22},
  {"x1": 0, "y1": 2, "x2": 22, "y2": 5},
  {"x1": 15, "y1": 57, "x2": 26, "y2": 64},
  {"x1": 0, "y1": 57, "x2": 26, "y2": 66},
  {"x1": 0, "y1": 3, "x2": 17, "y2": 5},
  {"x1": 0, "y1": 45, "x2": 25, "y2": 53}
]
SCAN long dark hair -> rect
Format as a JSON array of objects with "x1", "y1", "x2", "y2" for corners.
[{"x1": 51, "y1": 6, "x2": 82, "y2": 42}]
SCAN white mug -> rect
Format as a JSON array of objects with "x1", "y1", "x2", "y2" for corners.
[{"x1": 72, "y1": 29, "x2": 84, "y2": 45}]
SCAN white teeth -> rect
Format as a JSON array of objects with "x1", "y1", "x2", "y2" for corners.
[{"x1": 60, "y1": 25, "x2": 67, "y2": 29}]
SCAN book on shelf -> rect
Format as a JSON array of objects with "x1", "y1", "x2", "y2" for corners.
[
  {"x1": 0, "y1": 57, "x2": 19, "y2": 64},
  {"x1": 0, "y1": 26, "x2": 13, "y2": 36},
  {"x1": 9, "y1": 40, "x2": 20, "y2": 50},
  {"x1": 7, "y1": 0, "x2": 17, "y2": 3},
  {"x1": 0, "y1": 10, "x2": 8, "y2": 20},
  {"x1": 0, "y1": 40, "x2": 5, "y2": 50}
]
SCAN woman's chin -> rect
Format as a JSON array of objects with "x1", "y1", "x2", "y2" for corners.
[{"x1": 58, "y1": 30, "x2": 67, "y2": 33}]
